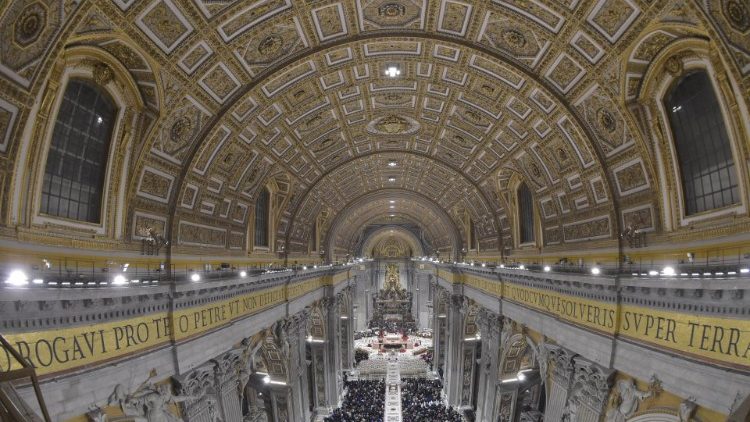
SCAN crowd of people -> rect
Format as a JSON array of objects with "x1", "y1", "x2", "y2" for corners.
[
  {"x1": 324, "y1": 379, "x2": 385, "y2": 422},
  {"x1": 401, "y1": 378, "x2": 463, "y2": 422},
  {"x1": 354, "y1": 348, "x2": 370, "y2": 365}
]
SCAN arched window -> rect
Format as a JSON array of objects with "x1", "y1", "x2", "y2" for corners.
[
  {"x1": 254, "y1": 188, "x2": 270, "y2": 248},
  {"x1": 664, "y1": 71, "x2": 739, "y2": 215},
  {"x1": 518, "y1": 182, "x2": 534, "y2": 244},
  {"x1": 310, "y1": 219, "x2": 317, "y2": 252},
  {"x1": 468, "y1": 218, "x2": 476, "y2": 250},
  {"x1": 40, "y1": 80, "x2": 116, "y2": 223}
]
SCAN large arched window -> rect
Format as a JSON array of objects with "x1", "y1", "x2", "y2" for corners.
[
  {"x1": 518, "y1": 182, "x2": 535, "y2": 244},
  {"x1": 310, "y1": 218, "x2": 317, "y2": 252},
  {"x1": 664, "y1": 71, "x2": 739, "y2": 215},
  {"x1": 468, "y1": 218, "x2": 476, "y2": 250},
  {"x1": 40, "y1": 80, "x2": 116, "y2": 223},
  {"x1": 254, "y1": 188, "x2": 270, "y2": 248}
]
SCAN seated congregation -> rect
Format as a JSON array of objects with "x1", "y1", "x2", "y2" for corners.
[
  {"x1": 401, "y1": 378, "x2": 462, "y2": 422},
  {"x1": 323, "y1": 380, "x2": 385, "y2": 422}
]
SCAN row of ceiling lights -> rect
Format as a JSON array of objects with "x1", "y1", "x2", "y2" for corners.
[
  {"x1": 421, "y1": 258, "x2": 750, "y2": 278},
  {"x1": 3, "y1": 263, "x2": 345, "y2": 287}
]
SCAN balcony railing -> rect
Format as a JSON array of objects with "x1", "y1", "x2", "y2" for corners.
[{"x1": 0, "y1": 335, "x2": 50, "y2": 422}]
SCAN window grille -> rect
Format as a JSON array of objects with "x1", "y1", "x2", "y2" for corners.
[
  {"x1": 518, "y1": 183, "x2": 535, "y2": 243},
  {"x1": 664, "y1": 71, "x2": 739, "y2": 215},
  {"x1": 40, "y1": 80, "x2": 116, "y2": 223}
]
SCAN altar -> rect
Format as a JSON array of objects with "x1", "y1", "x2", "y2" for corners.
[
  {"x1": 382, "y1": 333, "x2": 407, "y2": 349},
  {"x1": 369, "y1": 264, "x2": 416, "y2": 332}
]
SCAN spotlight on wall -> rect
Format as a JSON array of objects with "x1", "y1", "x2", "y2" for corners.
[
  {"x1": 112, "y1": 274, "x2": 128, "y2": 285},
  {"x1": 5, "y1": 270, "x2": 29, "y2": 286},
  {"x1": 190, "y1": 273, "x2": 201, "y2": 282},
  {"x1": 662, "y1": 266, "x2": 676, "y2": 276},
  {"x1": 591, "y1": 267, "x2": 601, "y2": 275}
]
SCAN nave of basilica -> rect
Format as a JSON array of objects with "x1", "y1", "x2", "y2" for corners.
[{"x1": 0, "y1": 0, "x2": 749, "y2": 421}]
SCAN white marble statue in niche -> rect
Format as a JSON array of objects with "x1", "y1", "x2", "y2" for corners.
[
  {"x1": 605, "y1": 376, "x2": 661, "y2": 422},
  {"x1": 107, "y1": 374, "x2": 195, "y2": 422}
]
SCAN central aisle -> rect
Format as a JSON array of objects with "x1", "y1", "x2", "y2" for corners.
[{"x1": 384, "y1": 354, "x2": 402, "y2": 422}]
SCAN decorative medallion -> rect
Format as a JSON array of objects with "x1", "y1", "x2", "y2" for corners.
[
  {"x1": 463, "y1": 109, "x2": 482, "y2": 124},
  {"x1": 360, "y1": 0, "x2": 424, "y2": 29},
  {"x1": 92, "y1": 62, "x2": 114, "y2": 86},
  {"x1": 170, "y1": 115, "x2": 193, "y2": 143},
  {"x1": 530, "y1": 163, "x2": 542, "y2": 179},
  {"x1": 664, "y1": 55, "x2": 683, "y2": 76},
  {"x1": 379, "y1": 3, "x2": 406, "y2": 18},
  {"x1": 0, "y1": 0, "x2": 66, "y2": 85},
  {"x1": 502, "y1": 29, "x2": 527, "y2": 49},
  {"x1": 258, "y1": 34, "x2": 284, "y2": 56},
  {"x1": 366, "y1": 114, "x2": 420, "y2": 135},
  {"x1": 236, "y1": 18, "x2": 306, "y2": 75},
  {"x1": 724, "y1": 0, "x2": 750, "y2": 32},
  {"x1": 14, "y1": 2, "x2": 46, "y2": 47},
  {"x1": 597, "y1": 109, "x2": 617, "y2": 133}
]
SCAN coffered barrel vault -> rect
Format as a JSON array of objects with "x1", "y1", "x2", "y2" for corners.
[{"x1": 6, "y1": 0, "x2": 748, "y2": 258}]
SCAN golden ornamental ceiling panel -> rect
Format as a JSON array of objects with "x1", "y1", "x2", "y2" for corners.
[{"x1": 0, "y1": 0, "x2": 747, "y2": 253}]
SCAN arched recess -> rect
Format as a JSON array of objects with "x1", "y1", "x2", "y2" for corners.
[
  {"x1": 284, "y1": 152, "x2": 502, "y2": 256},
  {"x1": 254, "y1": 333, "x2": 288, "y2": 382},
  {"x1": 8, "y1": 44, "x2": 147, "y2": 240},
  {"x1": 631, "y1": 36, "x2": 750, "y2": 232},
  {"x1": 359, "y1": 226, "x2": 425, "y2": 259},
  {"x1": 323, "y1": 189, "x2": 463, "y2": 262},
  {"x1": 335, "y1": 200, "x2": 452, "y2": 255},
  {"x1": 463, "y1": 303, "x2": 480, "y2": 337},
  {"x1": 495, "y1": 332, "x2": 546, "y2": 421},
  {"x1": 498, "y1": 333, "x2": 533, "y2": 380},
  {"x1": 508, "y1": 172, "x2": 543, "y2": 250},
  {"x1": 307, "y1": 304, "x2": 326, "y2": 340}
]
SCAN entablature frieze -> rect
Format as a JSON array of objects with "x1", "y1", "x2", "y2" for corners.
[
  {"x1": 429, "y1": 263, "x2": 750, "y2": 374},
  {"x1": 0, "y1": 267, "x2": 355, "y2": 377},
  {"x1": 440, "y1": 264, "x2": 750, "y2": 319}
]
